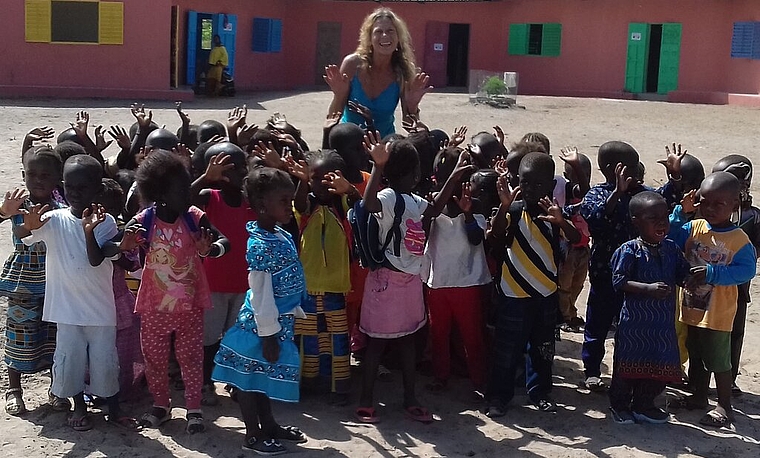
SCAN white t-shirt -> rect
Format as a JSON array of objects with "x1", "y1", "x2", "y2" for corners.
[
  {"x1": 23, "y1": 209, "x2": 118, "y2": 326},
  {"x1": 423, "y1": 213, "x2": 492, "y2": 288},
  {"x1": 553, "y1": 174, "x2": 567, "y2": 208},
  {"x1": 375, "y1": 188, "x2": 429, "y2": 275}
]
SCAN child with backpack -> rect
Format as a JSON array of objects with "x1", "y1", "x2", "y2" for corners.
[
  {"x1": 125, "y1": 151, "x2": 230, "y2": 434},
  {"x1": 354, "y1": 132, "x2": 474, "y2": 424}
]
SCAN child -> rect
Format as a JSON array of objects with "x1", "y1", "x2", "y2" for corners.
[
  {"x1": 190, "y1": 142, "x2": 255, "y2": 406},
  {"x1": 608, "y1": 192, "x2": 691, "y2": 424},
  {"x1": 213, "y1": 167, "x2": 308, "y2": 455},
  {"x1": 422, "y1": 147, "x2": 490, "y2": 394},
  {"x1": 1, "y1": 145, "x2": 70, "y2": 415},
  {"x1": 356, "y1": 134, "x2": 474, "y2": 424},
  {"x1": 485, "y1": 153, "x2": 580, "y2": 417},
  {"x1": 669, "y1": 172, "x2": 756, "y2": 427},
  {"x1": 579, "y1": 141, "x2": 643, "y2": 391},
  {"x1": 18, "y1": 154, "x2": 132, "y2": 431},
  {"x1": 711, "y1": 154, "x2": 760, "y2": 395},
  {"x1": 96, "y1": 178, "x2": 145, "y2": 401},
  {"x1": 558, "y1": 149, "x2": 592, "y2": 332},
  {"x1": 290, "y1": 149, "x2": 353, "y2": 404},
  {"x1": 125, "y1": 150, "x2": 229, "y2": 434}
]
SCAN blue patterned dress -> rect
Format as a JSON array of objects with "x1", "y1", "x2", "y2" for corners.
[
  {"x1": 610, "y1": 238, "x2": 691, "y2": 382},
  {"x1": 212, "y1": 222, "x2": 307, "y2": 402}
]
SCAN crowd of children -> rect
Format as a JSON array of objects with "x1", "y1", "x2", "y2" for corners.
[{"x1": 0, "y1": 98, "x2": 757, "y2": 453}]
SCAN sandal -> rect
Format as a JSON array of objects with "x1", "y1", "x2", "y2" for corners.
[
  {"x1": 67, "y1": 413, "x2": 93, "y2": 431},
  {"x1": 49, "y1": 391, "x2": 72, "y2": 412},
  {"x1": 273, "y1": 425, "x2": 307, "y2": 443},
  {"x1": 532, "y1": 397, "x2": 558, "y2": 413},
  {"x1": 105, "y1": 414, "x2": 140, "y2": 431},
  {"x1": 582, "y1": 376, "x2": 607, "y2": 393},
  {"x1": 699, "y1": 409, "x2": 732, "y2": 429},
  {"x1": 404, "y1": 405, "x2": 434, "y2": 424},
  {"x1": 5, "y1": 388, "x2": 26, "y2": 416},
  {"x1": 242, "y1": 436, "x2": 287, "y2": 455},
  {"x1": 376, "y1": 364, "x2": 392, "y2": 381},
  {"x1": 354, "y1": 406, "x2": 380, "y2": 424},
  {"x1": 137, "y1": 406, "x2": 171, "y2": 429},
  {"x1": 484, "y1": 402, "x2": 506, "y2": 419},
  {"x1": 186, "y1": 411, "x2": 205, "y2": 434}
]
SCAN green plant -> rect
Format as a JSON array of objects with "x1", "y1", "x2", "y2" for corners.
[{"x1": 482, "y1": 76, "x2": 507, "y2": 96}]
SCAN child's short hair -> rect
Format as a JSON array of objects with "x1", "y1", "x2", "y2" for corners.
[
  {"x1": 384, "y1": 140, "x2": 420, "y2": 183},
  {"x1": 305, "y1": 149, "x2": 346, "y2": 174},
  {"x1": 54, "y1": 140, "x2": 86, "y2": 163},
  {"x1": 629, "y1": 191, "x2": 666, "y2": 218},
  {"x1": 129, "y1": 121, "x2": 159, "y2": 140},
  {"x1": 198, "y1": 120, "x2": 227, "y2": 144},
  {"x1": 97, "y1": 178, "x2": 125, "y2": 216},
  {"x1": 136, "y1": 150, "x2": 190, "y2": 203},
  {"x1": 407, "y1": 131, "x2": 436, "y2": 180},
  {"x1": 191, "y1": 141, "x2": 216, "y2": 176},
  {"x1": 177, "y1": 124, "x2": 200, "y2": 150},
  {"x1": 428, "y1": 129, "x2": 449, "y2": 151},
  {"x1": 329, "y1": 123, "x2": 364, "y2": 153},
  {"x1": 56, "y1": 128, "x2": 85, "y2": 147},
  {"x1": 432, "y1": 147, "x2": 462, "y2": 185},
  {"x1": 145, "y1": 129, "x2": 180, "y2": 151},
  {"x1": 472, "y1": 132, "x2": 506, "y2": 164},
  {"x1": 64, "y1": 154, "x2": 103, "y2": 182},
  {"x1": 681, "y1": 154, "x2": 706, "y2": 184},
  {"x1": 521, "y1": 132, "x2": 550, "y2": 155},
  {"x1": 519, "y1": 151, "x2": 554, "y2": 178},
  {"x1": 23, "y1": 144, "x2": 63, "y2": 172},
  {"x1": 712, "y1": 154, "x2": 752, "y2": 184},
  {"x1": 597, "y1": 141, "x2": 639, "y2": 170},
  {"x1": 244, "y1": 167, "x2": 294, "y2": 205},
  {"x1": 249, "y1": 129, "x2": 281, "y2": 154},
  {"x1": 511, "y1": 141, "x2": 547, "y2": 156},
  {"x1": 205, "y1": 142, "x2": 247, "y2": 168},
  {"x1": 701, "y1": 171, "x2": 741, "y2": 197},
  {"x1": 114, "y1": 169, "x2": 136, "y2": 196}
]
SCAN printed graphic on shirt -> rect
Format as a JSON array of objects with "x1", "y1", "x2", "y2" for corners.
[
  {"x1": 404, "y1": 219, "x2": 426, "y2": 256},
  {"x1": 683, "y1": 238, "x2": 731, "y2": 311},
  {"x1": 147, "y1": 225, "x2": 198, "y2": 312}
]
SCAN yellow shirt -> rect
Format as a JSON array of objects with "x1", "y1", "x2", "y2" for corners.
[
  {"x1": 209, "y1": 46, "x2": 228, "y2": 67},
  {"x1": 295, "y1": 202, "x2": 351, "y2": 295}
]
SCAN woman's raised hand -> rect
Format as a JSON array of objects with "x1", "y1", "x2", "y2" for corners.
[
  {"x1": 324, "y1": 65, "x2": 350, "y2": 96},
  {"x1": 404, "y1": 72, "x2": 433, "y2": 112}
]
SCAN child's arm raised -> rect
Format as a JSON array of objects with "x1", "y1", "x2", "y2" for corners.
[
  {"x1": 286, "y1": 154, "x2": 311, "y2": 214},
  {"x1": 422, "y1": 151, "x2": 477, "y2": 231},
  {"x1": 82, "y1": 204, "x2": 119, "y2": 266},
  {"x1": 604, "y1": 162, "x2": 635, "y2": 217},
  {"x1": 175, "y1": 102, "x2": 192, "y2": 147},
  {"x1": 362, "y1": 131, "x2": 389, "y2": 213},
  {"x1": 454, "y1": 182, "x2": 484, "y2": 246},
  {"x1": 129, "y1": 104, "x2": 153, "y2": 165},
  {"x1": 323, "y1": 171, "x2": 362, "y2": 208},
  {"x1": 226, "y1": 105, "x2": 247, "y2": 147},
  {"x1": 487, "y1": 175, "x2": 521, "y2": 248},
  {"x1": 21, "y1": 126, "x2": 54, "y2": 155},
  {"x1": 1, "y1": 188, "x2": 27, "y2": 225},
  {"x1": 70, "y1": 111, "x2": 105, "y2": 169},
  {"x1": 537, "y1": 196, "x2": 581, "y2": 244},
  {"x1": 108, "y1": 125, "x2": 132, "y2": 170},
  {"x1": 322, "y1": 112, "x2": 342, "y2": 149},
  {"x1": 197, "y1": 215, "x2": 230, "y2": 259},
  {"x1": 560, "y1": 147, "x2": 590, "y2": 197},
  {"x1": 189, "y1": 154, "x2": 234, "y2": 207},
  {"x1": 17, "y1": 203, "x2": 51, "y2": 240}
]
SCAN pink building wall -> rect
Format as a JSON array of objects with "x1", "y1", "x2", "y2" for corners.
[{"x1": 2, "y1": 0, "x2": 760, "y2": 104}]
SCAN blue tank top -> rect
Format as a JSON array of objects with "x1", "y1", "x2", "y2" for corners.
[{"x1": 341, "y1": 74, "x2": 400, "y2": 138}]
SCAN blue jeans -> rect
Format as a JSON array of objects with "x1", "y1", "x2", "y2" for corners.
[
  {"x1": 487, "y1": 293, "x2": 557, "y2": 405},
  {"x1": 582, "y1": 273, "x2": 623, "y2": 378}
]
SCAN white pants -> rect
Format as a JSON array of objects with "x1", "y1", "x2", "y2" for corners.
[
  {"x1": 52, "y1": 324, "x2": 119, "y2": 398},
  {"x1": 203, "y1": 292, "x2": 246, "y2": 346}
]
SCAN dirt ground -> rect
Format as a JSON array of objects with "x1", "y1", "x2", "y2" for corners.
[{"x1": 0, "y1": 92, "x2": 759, "y2": 457}]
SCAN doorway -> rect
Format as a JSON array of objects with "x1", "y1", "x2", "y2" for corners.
[
  {"x1": 624, "y1": 22, "x2": 682, "y2": 94},
  {"x1": 185, "y1": 11, "x2": 237, "y2": 86},
  {"x1": 446, "y1": 24, "x2": 469, "y2": 87},
  {"x1": 170, "y1": 6, "x2": 179, "y2": 88},
  {"x1": 315, "y1": 22, "x2": 342, "y2": 86}
]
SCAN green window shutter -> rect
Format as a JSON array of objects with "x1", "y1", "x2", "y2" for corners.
[
  {"x1": 541, "y1": 23, "x2": 562, "y2": 56},
  {"x1": 624, "y1": 23, "x2": 650, "y2": 93},
  {"x1": 508, "y1": 24, "x2": 528, "y2": 55},
  {"x1": 657, "y1": 23, "x2": 682, "y2": 94}
]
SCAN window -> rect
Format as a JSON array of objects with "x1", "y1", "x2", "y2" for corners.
[
  {"x1": 508, "y1": 23, "x2": 562, "y2": 57},
  {"x1": 201, "y1": 18, "x2": 213, "y2": 50},
  {"x1": 731, "y1": 22, "x2": 760, "y2": 59},
  {"x1": 25, "y1": 0, "x2": 123, "y2": 45},
  {"x1": 252, "y1": 18, "x2": 282, "y2": 53}
]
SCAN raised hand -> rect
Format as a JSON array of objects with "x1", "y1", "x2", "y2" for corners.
[
  {"x1": 255, "y1": 141, "x2": 286, "y2": 169},
  {"x1": 451, "y1": 150, "x2": 477, "y2": 180},
  {"x1": 82, "y1": 204, "x2": 107, "y2": 233},
  {"x1": 322, "y1": 170, "x2": 352, "y2": 195},
  {"x1": 237, "y1": 124, "x2": 259, "y2": 148},
  {"x1": 559, "y1": 146, "x2": 581, "y2": 167},
  {"x1": 172, "y1": 144, "x2": 192, "y2": 170},
  {"x1": 196, "y1": 227, "x2": 215, "y2": 257},
  {"x1": 323, "y1": 64, "x2": 350, "y2": 96},
  {"x1": 401, "y1": 114, "x2": 429, "y2": 134},
  {"x1": 120, "y1": 225, "x2": 146, "y2": 251},
  {"x1": 497, "y1": 174, "x2": 521, "y2": 208},
  {"x1": 347, "y1": 101, "x2": 374, "y2": 126},
  {"x1": 285, "y1": 153, "x2": 310, "y2": 183},
  {"x1": 657, "y1": 143, "x2": 687, "y2": 179},
  {"x1": 70, "y1": 111, "x2": 90, "y2": 137},
  {"x1": 207, "y1": 134, "x2": 226, "y2": 144},
  {"x1": 324, "y1": 112, "x2": 343, "y2": 131},
  {"x1": 268, "y1": 112, "x2": 289, "y2": 132},
  {"x1": 681, "y1": 189, "x2": 699, "y2": 213},
  {"x1": 1, "y1": 188, "x2": 28, "y2": 217},
  {"x1": 22, "y1": 203, "x2": 50, "y2": 231},
  {"x1": 273, "y1": 131, "x2": 302, "y2": 154},
  {"x1": 130, "y1": 103, "x2": 153, "y2": 130},
  {"x1": 363, "y1": 131, "x2": 390, "y2": 167},
  {"x1": 537, "y1": 197, "x2": 565, "y2": 225},
  {"x1": 453, "y1": 182, "x2": 473, "y2": 213},
  {"x1": 227, "y1": 105, "x2": 248, "y2": 133},
  {"x1": 108, "y1": 125, "x2": 131, "y2": 150},
  {"x1": 449, "y1": 125, "x2": 468, "y2": 148},
  {"x1": 175, "y1": 101, "x2": 191, "y2": 126},
  {"x1": 26, "y1": 126, "x2": 55, "y2": 144},
  {"x1": 614, "y1": 162, "x2": 635, "y2": 194},
  {"x1": 493, "y1": 158, "x2": 508, "y2": 176},
  {"x1": 94, "y1": 125, "x2": 112, "y2": 152},
  {"x1": 404, "y1": 72, "x2": 433, "y2": 111},
  {"x1": 493, "y1": 125, "x2": 506, "y2": 146},
  {"x1": 204, "y1": 154, "x2": 233, "y2": 182}
]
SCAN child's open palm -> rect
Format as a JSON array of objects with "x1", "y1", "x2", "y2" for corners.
[
  {"x1": 285, "y1": 153, "x2": 310, "y2": 183},
  {"x1": 681, "y1": 189, "x2": 699, "y2": 213},
  {"x1": 196, "y1": 228, "x2": 215, "y2": 257},
  {"x1": 364, "y1": 131, "x2": 390, "y2": 167},
  {"x1": 614, "y1": 162, "x2": 635, "y2": 193},
  {"x1": 2, "y1": 189, "x2": 27, "y2": 217},
  {"x1": 108, "y1": 125, "x2": 131, "y2": 151},
  {"x1": 451, "y1": 150, "x2": 477, "y2": 180},
  {"x1": 449, "y1": 125, "x2": 468, "y2": 148},
  {"x1": 227, "y1": 105, "x2": 248, "y2": 132},
  {"x1": 26, "y1": 126, "x2": 55, "y2": 144},
  {"x1": 657, "y1": 143, "x2": 687, "y2": 179},
  {"x1": 454, "y1": 182, "x2": 473, "y2": 213},
  {"x1": 94, "y1": 125, "x2": 113, "y2": 152},
  {"x1": 237, "y1": 124, "x2": 259, "y2": 148},
  {"x1": 537, "y1": 197, "x2": 565, "y2": 226},
  {"x1": 493, "y1": 125, "x2": 506, "y2": 146},
  {"x1": 130, "y1": 103, "x2": 153, "y2": 129},
  {"x1": 70, "y1": 111, "x2": 89, "y2": 138},
  {"x1": 497, "y1": 174, "x2": 521, "y2": 207},
  {"x1": 22, "y1": 203, "x2": 50, "y2": 231},
  {"x1": 324, "y1": 112, "x2": 343, "y2": 131},
  {"x1": 323, "y1": 170, "x2": 352, "y2": 195},
  {"x1": 559, "y1": 146, "x2": 581, "y2": 167},
  {"x1": 82, "y1": 204, "x2": 107, "y2": 233},
  {"x1": 255, "y1": 141, "x2": 286, "y2": 169},
  {"x1": 175, "y1": 101, "x2": 191, "y2": 126},
  {"x1": 205, "y1": 154, "x2": 233, "y2": 183}
]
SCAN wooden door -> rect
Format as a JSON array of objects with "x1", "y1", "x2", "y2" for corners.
[
  {"x1": 315, "y1": 22, "x2": 342, "y2": 85},
  {"x1": 423, "y1": 21, "x2": 449, "y2": 88}
]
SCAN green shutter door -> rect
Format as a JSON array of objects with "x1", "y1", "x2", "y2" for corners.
[
  {"x1": 624, "y1": 23, "x2": 650, "y2": 93},
  {"x1": 508, "y1": 24, "x2": 528, "y2": 55},
  {"x1": 657, "y1": 23, "x2": 682, "y2": 94},
  {"x1": 541, "y1": 23, "x2": 562, "y2": 56}
]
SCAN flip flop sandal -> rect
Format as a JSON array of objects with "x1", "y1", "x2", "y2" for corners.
[
  {"x1": 376, "y1": 365, "x2": 392, "y2": 381},
  {"x1": 48, "y1": 391, "x2": 72, "y2": 412},
  {"x1": 186, "y1": 412, "x2": 205, "y2": 434},
  {"x1": 484, "y1": 404, "x2": 506, "y2": 419},
  {"x1": 273, "y1": 425, "x2": 307, "y2": 443},
  {"x1": 5, "y1": 388, "x2": 26, "y2": 416},
  {"x1": 137, "y1": 406, "x2": 171, "y2": 429},
  {"x1": 699, "y1": 409, "x2": 732, "y2": 429},
  {"x1": 404, "y1": 406, "x2": 434, "y2": 424},
  {"x1": 105, "y1": 415, "x2": 140, "y2": 431},
  {"x1": 67, "y1": 413, "x2": 93, "y2": 431},
  {"x1": 582, "y1": 377, "x2": 607, "y2": 393},
  {"x1": 354, "y1": 406, "x2": 380, "y2": 424}
]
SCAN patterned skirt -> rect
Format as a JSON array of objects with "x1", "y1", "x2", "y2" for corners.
[
  {"x1": 213, "y1": 313, "x2": 301, "y2": 402},
  {"x1": 4, "y1": 293, "x2": 56, "y2": 373}
]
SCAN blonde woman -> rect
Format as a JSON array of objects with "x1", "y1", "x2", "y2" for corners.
[{"x1": 325, "y1": 8, "x2": 431, "y2": 137}]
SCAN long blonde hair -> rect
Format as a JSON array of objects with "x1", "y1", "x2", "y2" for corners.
[{"x1": 355, "y1": 8, "x2": 416, "y2": 82}]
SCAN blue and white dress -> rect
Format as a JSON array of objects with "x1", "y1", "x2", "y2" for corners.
[{"x1": 212, "y1": 222, "x2": 307, "y2": 402}]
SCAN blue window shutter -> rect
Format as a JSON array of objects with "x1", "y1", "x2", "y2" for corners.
[
  {"x1": 186, "y1": 11, "x2": 198, "y2": 85},
  {"x1": 753, "y1": 22, "x2": 760, "y2": 59},
  {"x1": 253, "y1": 18, "x2": 271, "y2": 52},
  {"x1": 731, "y1": 22, "x2": 753, "y2": 58},
  {"x1": 270, "y1": 19, "x2": 282, "y2": 53}
]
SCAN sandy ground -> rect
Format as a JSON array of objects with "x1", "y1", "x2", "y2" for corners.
[{"x1": 0, "y1": 92, "x2": 759, "y2": 457}]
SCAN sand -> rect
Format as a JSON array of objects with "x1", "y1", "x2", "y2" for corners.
[{"x1": 0, "y1": 92, "x2": 758, "y2": 457}]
